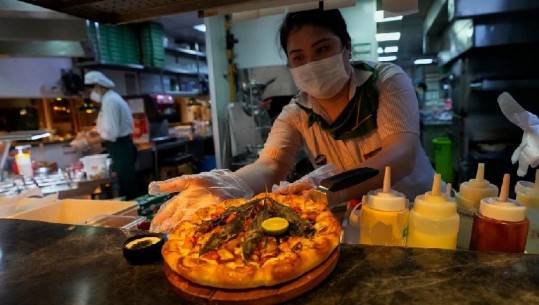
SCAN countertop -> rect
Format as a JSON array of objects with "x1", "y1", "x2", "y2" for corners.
[{"x1": 2, "y1": 218, "x2": 539, "y2": 305}]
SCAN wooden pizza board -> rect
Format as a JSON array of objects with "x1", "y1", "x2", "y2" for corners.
[{"x1": 165, "y1": 248, "x2": 340, "y2": 305}]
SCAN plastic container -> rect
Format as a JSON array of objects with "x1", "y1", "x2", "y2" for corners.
[
  {"x1": 407, "y1": 174, "x2": 460, "y2": 249},
  {"x1": 433, "y1": 137, "x2": 452, "y2": 183},
  {"x1": 122, "y1": 233, "x2": 166, "y2": 265},
  {"x1": 83, "y1": 214, "x2": 146, "y2": 229},
  {"x1": 15, "y1": 145, "x2": 33, "y2": 178},
  {"x1": 79, "y1": 154, "x2": 109, "y2": 179},
  {"x1": 8, "y1": 199, "x2": 137, "y2": 225},
  {"x1": 469, "y1": 174, "x2": 529, "y2": 253},
  {"x1": 342, "y1": 198, "x2": 362, "y2": 244},
  {"x1": 515, "y1": 169, "x2": 539, "y2": 254},
  {"x1": 360, "y1": 166, "x2": 409, "y2": 246},
  {"x1": 455, "y1": 163, "x2": 498, "y2": 250}
]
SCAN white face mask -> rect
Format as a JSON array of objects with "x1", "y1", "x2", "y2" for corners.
[
  {"x1": 290, "y1": 52, "x2": 350, "y2": 99},
  {"x1": 90, "y1": 90, "x2": 102, "y2": 103}
]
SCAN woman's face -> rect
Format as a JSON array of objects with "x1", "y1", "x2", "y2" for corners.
[{"x1": 286, "y1": 24, "x2": 349, "y2": 69}]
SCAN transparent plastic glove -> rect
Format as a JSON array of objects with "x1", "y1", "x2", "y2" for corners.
[
  {"x1": 70, "y1": 138, "x2": 89, "y2": 152},
  {"x1": 498, "y1": 92, "x2": 539, "y2": 176},
  {"x1": 272, "y1": 163, "x2": 339, "y2": 195},
  {"x1": 271, "y1": 163, "x2": 348, "y2": 207},
  {"x1": 149, "y1": 169, "x2": 254, "y2": 233}
]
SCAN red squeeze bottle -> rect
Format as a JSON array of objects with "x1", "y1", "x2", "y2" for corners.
[{"x1": 469, "y1": 174, "x2": 529, "y2": 253}]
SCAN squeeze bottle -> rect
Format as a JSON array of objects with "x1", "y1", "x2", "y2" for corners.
[
  {"x1": 455, "y1": 163, "x2": 498, "y2": 249},
  {"x1": 515, "y1": 169, "x2": 539, "y2": 253},
  {"x1": 407, "y1": 173, "x2": 460, "y2": 249},
  {"x1": 15, "y1": 145, "x2": 33, "y2": 178},
  {"x1": 360, "y1": 166, "x2": 409, "y2": 246},
  {"x1": 469, "y1": 174, "x2": 529, "y2": 253}
]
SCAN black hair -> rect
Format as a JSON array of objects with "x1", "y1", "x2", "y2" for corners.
[{"x1": 278, "y1": 9, "x2": 352, "y2": 56}]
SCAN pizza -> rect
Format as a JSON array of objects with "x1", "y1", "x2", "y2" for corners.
[{"x1": 162, "y1": 192, "x2": 341, "y2": 289}]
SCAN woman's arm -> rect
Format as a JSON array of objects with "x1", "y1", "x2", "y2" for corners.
[
  {"x1": 234, "y1": 155, "x2": 291, "y2": 194},
  {"x1": 335, "y1": 132, "x2": 418, "y2": 202},
  {"x1": 234, "y1": 103, "x2": 304, "y2": 195}
]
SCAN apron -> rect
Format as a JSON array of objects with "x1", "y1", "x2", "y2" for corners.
[{"x1": 105, "y1": 135, "x2": 139, "y2": 200}]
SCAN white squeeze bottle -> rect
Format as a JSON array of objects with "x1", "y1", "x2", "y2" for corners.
[
  {"x1": 455, "y1": 163, "x2": 498, "y2": 249},
  {"x1": 515, "y1": 169, "x2": 539, "y2": 253},
  {"x1": 15, "y1": 145, "x2": 33, "y2": 178},
  {"x1": 407, "y1": 174, "x2": 460, "y2": 249},
  {"x1": 360, "y1": 166, "x2": 409, "y2": 246}
]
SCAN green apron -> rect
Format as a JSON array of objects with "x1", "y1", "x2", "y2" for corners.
[{"x1": 105, "y1": 136, "x2": 139, "y2": 200}]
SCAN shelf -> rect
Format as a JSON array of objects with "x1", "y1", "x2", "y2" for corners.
[
  {"x1": 470, "y1": 79, "x2": 539, "y2": 91},
  {"x1": 165, "y1": 47, "x2": 206, "y2": 58},
  {"x1": 162, "y1": 67, "x2": 201, "y2": 76},
  {"x1": 76, "y1": 61, "x2": 145, "y2": 71},
  {"x1": 0, "y1": 130, "x2": 52, "y2": 141},
  {"x1": 164, "y1": 90, "x2": 201, "y2": 97},
  {"x1": 77, "y1": 61, "x2": 207, "y2": 77}
]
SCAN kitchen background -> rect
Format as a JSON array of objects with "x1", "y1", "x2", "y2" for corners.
[{"x1": 1, "y1": 0, "x2": 538, "y2": 190}]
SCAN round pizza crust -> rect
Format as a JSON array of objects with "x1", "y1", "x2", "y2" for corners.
[{"x1": 162, "y1": 193, "x2": 341, "y2": 289}]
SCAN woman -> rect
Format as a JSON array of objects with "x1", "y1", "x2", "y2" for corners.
[{"x1": 149, "y1": 9, "x2": 435, "y2": 233}]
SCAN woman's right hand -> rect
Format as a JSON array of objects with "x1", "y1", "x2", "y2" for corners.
[{"x1": 149, "y1": 169, "x2": 254, "y2": 233}]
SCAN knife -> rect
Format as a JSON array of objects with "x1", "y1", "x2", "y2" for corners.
[{"x1": 309, "y1": 167, "x2": 379, "y2": 207}]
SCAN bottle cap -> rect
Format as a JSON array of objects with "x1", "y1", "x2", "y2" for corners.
[
  {"x1": 457, "y1": 163, "x2": 498, "y2": 211},
  {"x1": 413, "y1": 173, "x2": 457, "y2": 218},
  {"x1": 367, "y1": 166, "x2": 407, "y2": 211},
  {"x1": 479, "y1": 174, "x2": 526, "y2": 222},
  {"x1": 515, "y1": 169, "x2": 539, "y2": 196}
]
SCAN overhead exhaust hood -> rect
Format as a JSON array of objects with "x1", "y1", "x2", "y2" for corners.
[{"x1": 0, "y1": 0, "x2": 92, "y2": 57}]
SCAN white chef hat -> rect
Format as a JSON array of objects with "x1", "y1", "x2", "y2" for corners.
[{"x1": 84, "y1": 71, "x2": 115, "y2": 88}]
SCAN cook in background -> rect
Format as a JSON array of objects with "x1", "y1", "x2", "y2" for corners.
[
  {"x1": 82, "y1": 71, "x2": 141, "y2": 200},
  {"x1": 149, "y1": 8, "x2": 436, "y2": 233}
]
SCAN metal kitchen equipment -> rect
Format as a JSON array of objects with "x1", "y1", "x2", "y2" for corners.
[
  {"x1": 0, "y1": 130, "x2": 51, "y2": 181},
  {"x1": 424, "y1": 0, "x2": 539, "y2": 187},
  {"x1": 309, "y1": 167, "x2": 380, "y2": 207},
  {"x1": 238, "y1": 77, "x2": 276, "y2": 142}
]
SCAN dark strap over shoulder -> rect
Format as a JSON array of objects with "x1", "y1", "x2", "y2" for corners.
[{"x1": 296, "y1": 63, "x2": 379, "y2": 140}]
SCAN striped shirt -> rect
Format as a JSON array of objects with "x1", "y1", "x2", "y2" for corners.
[{"x1": 260, "y1": 61, "x2": 435, "y2": 200}]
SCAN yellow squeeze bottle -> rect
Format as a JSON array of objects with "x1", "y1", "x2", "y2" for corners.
[
  {"x1": 455, "y1": 163, "x2": 498, "y2": 249},
  {"x1": 515, "y1": 169, "x2": 539, "y2": 253},
  {"x1": 360, "y1": 166, "x2": 409, "y2": 246},
  {"x1": 407, "y1": 173, "x2": 460, "y2": 249}
]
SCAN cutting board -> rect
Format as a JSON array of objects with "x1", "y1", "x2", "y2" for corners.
[{"x1": 165, "y1": 248, "x2": 340, "y2": 305}]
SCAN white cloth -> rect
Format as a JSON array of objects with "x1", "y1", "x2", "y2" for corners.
[
  {"x1": 259, "y1": 61, "x2": 435, "y2": 201},
  {"x1": 84, "y1": 71, "x2": 115, "y2": 88},
  {"x1": 498, "y1": 92, "x2": 539, "y2": 176},
  {"x1": 96, "y1": 90, "x2": 134, "y2": 141}
]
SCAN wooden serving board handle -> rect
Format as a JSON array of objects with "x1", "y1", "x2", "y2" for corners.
[{"x1": 165, "y1": 248, "x2": 340, "y2": 305}]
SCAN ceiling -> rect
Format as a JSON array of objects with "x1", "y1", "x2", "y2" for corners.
[
  {"x1": 18, "y1": 0, "x2": 435, "y2": 67},
  {"x1": 154, "y1": 0, "x2": 435, "y2": 67},
  {"x1": 377, "y1": 0, "x2": 435, "y2": 67},
  {"x1": 154, "y1": 12, "x2": 206, "y2": 46}
]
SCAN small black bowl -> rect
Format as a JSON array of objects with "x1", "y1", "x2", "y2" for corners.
[{"x1": 122, "y1": 233, "x2": 166, "y2": 265}]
